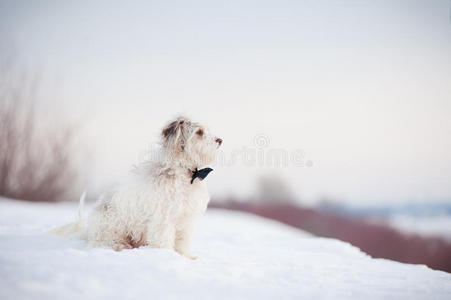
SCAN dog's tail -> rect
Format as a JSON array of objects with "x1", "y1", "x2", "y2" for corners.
[
  {"x1": 48, "y1": 191, "x2": 88, "y2": 240},
  {"x1": 78, "y1": 190, "x2": 86, "y2": 221}
]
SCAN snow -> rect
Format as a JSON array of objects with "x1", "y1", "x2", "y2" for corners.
[
  {"x1": 386, "y1": 215, "x2": 451, "y2": 242},
  {"x1": 1, "y1": 199, "x2": 451, "y2": 300}
]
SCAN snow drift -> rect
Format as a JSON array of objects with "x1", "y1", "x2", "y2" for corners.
[{"x1": 0, "y1": 199, "x2": 450, "y2": 300}]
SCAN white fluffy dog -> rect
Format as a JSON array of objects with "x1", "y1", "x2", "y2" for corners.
[{"x1": 54, "y1": 116, "x2": 222, "y2": 259}]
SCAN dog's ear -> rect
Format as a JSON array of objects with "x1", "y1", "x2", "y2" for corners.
[
  {"x1": 162, "y1": 119, "x2": 187, "y2": 151},
  {"x1": 162, "y1": 121, "x2": 178, "y2": 140}
]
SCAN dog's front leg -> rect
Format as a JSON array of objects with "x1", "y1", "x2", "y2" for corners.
[
  {"x1": 175, "y1": 218, "x2": 197, "y2": 259},
  {"x1": 146, "y1": 223, "x2": 176, "y2": 250}
]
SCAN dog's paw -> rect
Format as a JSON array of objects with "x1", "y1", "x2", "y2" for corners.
[
  {"x1": 184, "y1": 254, "x2": 198, "y2": 260},
  {"x1": 178, "y1": 251, "x2": 198, "y2": 260},
  {"x1": 175, "y1": 248, "x2": 197, "y2": 259}
]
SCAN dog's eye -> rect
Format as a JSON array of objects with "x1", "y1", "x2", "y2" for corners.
[{"x1": 196, "y1": 129, "x2": 204, "y2": 136}]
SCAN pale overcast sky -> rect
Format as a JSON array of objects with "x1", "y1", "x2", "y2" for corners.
[{"x1": 1, "y1": 0, "x2": 451, "y2": 205}]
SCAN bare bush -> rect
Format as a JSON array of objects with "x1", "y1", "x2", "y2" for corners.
[{"x1": 0, "y1": 59, "x2": 80, "y2": 202}]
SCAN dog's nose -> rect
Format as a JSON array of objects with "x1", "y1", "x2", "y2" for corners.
[{"x1": 215, "y1": 138, "x2": 223, "y2": 146}]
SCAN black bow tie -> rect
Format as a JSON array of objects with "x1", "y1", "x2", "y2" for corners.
[{"x1": 191, "y1": 167, "x2": 213, "y2": 184}]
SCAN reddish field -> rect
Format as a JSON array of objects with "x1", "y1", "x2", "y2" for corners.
[{"x1": 210, "y1": 201, "x2": 451, "y2": 273}]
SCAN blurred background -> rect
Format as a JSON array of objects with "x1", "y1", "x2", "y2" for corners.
[{"x1": 1, "y1": 0, "x2": 450, "y2": 271}]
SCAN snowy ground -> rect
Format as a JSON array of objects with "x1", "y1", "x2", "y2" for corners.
[
  {"x1": 1, "y1": 199, "x2": 451, "y2": 300},
  {"x1": 386, "y1": 215, "x2": 451, "y2": 242}
]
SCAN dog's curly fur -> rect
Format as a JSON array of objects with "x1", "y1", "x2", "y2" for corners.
[{"x1": 53, "y1": 116, "x2": 222, "y2": 259}]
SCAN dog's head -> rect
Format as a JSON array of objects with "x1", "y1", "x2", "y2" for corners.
[{"x1": 161, "y1": 116, "x2": 222, "y2": 168}]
